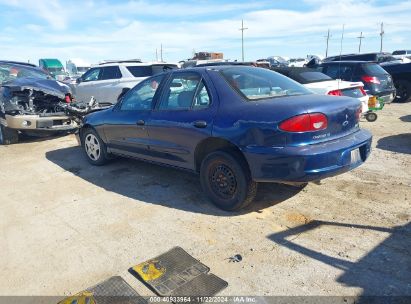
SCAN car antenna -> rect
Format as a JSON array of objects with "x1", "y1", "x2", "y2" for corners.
[{"x1": 338, "y1": 24, "x2": 345, "y2": 91}]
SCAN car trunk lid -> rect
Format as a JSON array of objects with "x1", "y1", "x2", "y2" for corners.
[{"x1": 258, "y1": 94, "x2": 362, "y2": 146}]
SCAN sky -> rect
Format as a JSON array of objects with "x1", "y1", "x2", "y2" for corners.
[{"x1": 0, "y1": 0, "x2": 410, "y2": 66}]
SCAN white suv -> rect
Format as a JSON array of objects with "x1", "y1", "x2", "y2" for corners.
[
  {"x1": 72, "y1": 60, "x2": 178, "y2": 104},
  {"x1": 392, "y1": 50, "x2": 411, "y2": 63}
]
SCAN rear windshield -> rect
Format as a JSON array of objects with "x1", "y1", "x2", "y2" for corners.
[
  {"x1": 392, "y1": 51, "x2": 406, "y2": 55},
  {"x1": 377, "y1": 56, "x2": 398, "y2": 63},
  {"x1": 220, "y1": 67, "x2": 311, "y2": 101},
  {"x1": 297, "y1": 71, "x2": 332, "y2": 84},
  {"x1": 127, "y1": 64, "x2": 177, "y2": 77},
  {"x1": 361, "y1": 63, "x2": 388, "y2": 75}
]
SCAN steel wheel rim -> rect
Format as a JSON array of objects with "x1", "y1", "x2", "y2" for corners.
[
  {"x1": 209, "y1": 163, "x2": 237, "y2": 199},
  {"x1": 84, "y1": 133, "x2": 101, "y2": 161}
]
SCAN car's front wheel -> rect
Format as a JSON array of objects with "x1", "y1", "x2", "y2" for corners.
[
  {"x1": 200, "y1": 151, "x2": 257, "y2": 211},
  {"x1": 0, "y1": 125, "x2": 19, "y2": 145},
  {"x1": 82, "y1": 128, "x2": 109, "y2": 165}
]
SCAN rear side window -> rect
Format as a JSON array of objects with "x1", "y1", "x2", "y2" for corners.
[
  {"x1": 361, "y1": 63, "x2": 387, "y2": 75},
  {"x1": 158, "y1": 73, "x2": 204, "y2": 110},
  {"x1": 100, "y1": 66, "x2": 122, "y2": 80},
  {"x1": 126, "y1": 66, "x2": 152, "y2": 77}
]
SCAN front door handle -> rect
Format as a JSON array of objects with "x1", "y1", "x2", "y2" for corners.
[
  {"x1": 136, "y1": 119, "x2": 145, "y2": 126},
  {"x1": 193, "y1": 120, "x2": 207, "y2": 128}
]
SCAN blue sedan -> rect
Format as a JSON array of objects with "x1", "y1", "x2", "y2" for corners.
[{"x1": 79, "y1": 66, "x2": 372, "y2": 211}]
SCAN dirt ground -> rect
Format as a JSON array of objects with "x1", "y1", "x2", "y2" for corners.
[{"x1": 0, "y1": 102, "x2": 410, "y2": 298}]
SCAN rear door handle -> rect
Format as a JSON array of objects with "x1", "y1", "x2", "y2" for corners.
[
  {"x1": 193, "y1": 120, "x2": 207, "y2": 128},
  {"x1": 136, "y1": 120, "x2": 145, "y2": 126}
]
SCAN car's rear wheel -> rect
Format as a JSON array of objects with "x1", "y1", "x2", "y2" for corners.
[
  {"x1": 200, "y1": 151, "x2": 257, "y2": 211},
  {"x1": 82, "y1": 128, "x2": 109, "y2": 165},
  {"x1": 395, "y1": 80, "x2": 411, "y2": 103},
  {"x1": 0, "y1": 125, "x2": 19, "y2": 145}
]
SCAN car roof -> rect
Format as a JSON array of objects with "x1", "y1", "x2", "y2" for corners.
[
  {"x1": 97, "y1": 61, "x2": 178, "y2": 67},
  {"x1": 321, "y1": 61, "x2": 373, "y2": 65},
  {"x1": 0, "y1": 60, "x2": 37, "y2": 67}
]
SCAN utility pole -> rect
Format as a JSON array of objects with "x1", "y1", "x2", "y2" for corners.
[
  {"x1": 324, "y1": 29, "x2": 331, "y2": 58},
  {"x1": 239, "y1": 19, "x2": 248, "y2": 62},
  {"x1": 379, "y1": 22, "x2": 384, "y2": 52},
  {"x1": 160, "y1": 44, "x2": 163, "y2": 62},
  {"x1": 357, "y1": 32, "x2": 365, "y2": 53}
]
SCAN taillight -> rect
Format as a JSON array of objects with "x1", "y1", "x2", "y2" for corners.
[
  {"x1": 279, "y1": 113, "x2": 328, "y2": 132},
  {"x1": 328, "y1": 89, "x2": 343, "y2": 96},
  {"x1": 361, "y1": 75, "x2": 380, "y2": 84},
  {"x1": 359, "y1": 87, "x2": 367, "y2": 96},
  {"x1": 356, "y1": 107, "x2": 362, "y2": 122},
  {"x1": 65, "y1": 94, "x2": 72, "y2": 103}
]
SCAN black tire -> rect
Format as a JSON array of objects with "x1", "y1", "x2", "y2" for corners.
[
  {"x1": 200, "y1": 151, "x2": 257, "y2": 211},
  {"x1": 394, "y1": 80, "x2": 411, "y2": 103},
  {"x1": 81, "y1": 128, "x2": 110, "y2": 165},
  {"x1": 365, "y1": 112, "x2": 378, "y2": 122},
  {"x1": 0, "y1": 125, "x2": 19, "y2": 145}
]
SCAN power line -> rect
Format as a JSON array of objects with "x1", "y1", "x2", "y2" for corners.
[
  {"x1": 239, "y1": 19, "x2": 248, "y2": 62},
  {"x1": 357, "y1": 31, "x2": 365, "y2": 53}
]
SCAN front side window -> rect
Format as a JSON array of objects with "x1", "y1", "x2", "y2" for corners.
[
  {"x1": 100, "y1": 66, "x2": 122, "y2": 80},
  {"x1": 221, "y1": 67, "x2": 310, "y2": 100},
  {"x1": 158, "y1": 73, "x2": 210, "y2": 110},
  {"x1": 82, "y1": 68, "x2": 101, "y2": 82},
  {"x1": 120, "y1": 75, "x2": 164, "y2": 111}
]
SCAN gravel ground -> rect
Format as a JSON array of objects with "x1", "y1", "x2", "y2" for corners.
[{"x1": 0, "y1": 102, "x2": 410, "y2": 298}]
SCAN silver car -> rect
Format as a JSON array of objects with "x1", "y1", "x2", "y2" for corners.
[{"x1": 72, "y1": 60, "x2": 178, "y2": 104}]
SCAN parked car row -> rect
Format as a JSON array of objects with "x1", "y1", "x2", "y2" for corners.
[{"x1": 4, "y1": 48, "x2": 410, "y2": 211}]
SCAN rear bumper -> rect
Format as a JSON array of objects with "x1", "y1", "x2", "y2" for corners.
[
  {"x1": 243, "y1": 129, "x2": 372, "y2": 183},
  {"x1": 375, "y1": 91, "x2": 396, "y2": 104},
  {"x1": 4, "y1": 114, "x2": 77, "y2": 132}
]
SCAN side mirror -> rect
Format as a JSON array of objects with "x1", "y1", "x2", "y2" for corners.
[{"x1": 76, "y1": 77, "x2": 82, "y2": 84}]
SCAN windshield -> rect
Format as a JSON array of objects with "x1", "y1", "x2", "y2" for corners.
[
  {"x1": 298, "y1": 71, "x2": 332, "y2": 83},
  {"x1": 0, "y1": 63, "x2": 49, "y2": 84},
  {"x1": 220, "y1": 67, "x2": 311, "y2": 100}
]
